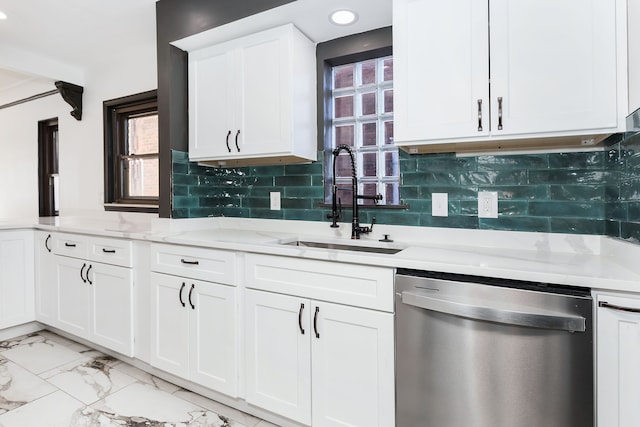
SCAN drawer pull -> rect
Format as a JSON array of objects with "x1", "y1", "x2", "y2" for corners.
[
  {"x1": 188, "y1": 284, "x2": 196, "y2": 310},
  {"x1": 80, "y1": 263, "x2": 87, "y2": 283},
  {"x1": 599, "y1": 301, "x2": 640, "y2": 314},
  {"x1": 65, "y1": 242, "x2": 76, "y2": 247},
  {"x1": 314, "y1": 306, "x2": 320, "y2": 339},
  {"x1": 179, "y1": 282, "x2": 186, "y2": 307},
  {"x1": 181, "y1": 258, "x2": 199, "y2": 265},
  {"x1": 298, "y1": 303, "x2": 305, "y2": 335},
  {"x1": 102, "y1": 248, "x2": 116, "y2": 254}
]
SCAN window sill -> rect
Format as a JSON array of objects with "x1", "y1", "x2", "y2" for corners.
[
  {"x1": 104, "y1": 203, "x2": 159, "y2": 214},
  {"x1": 317, "y1": 203, "x2": 409, "y2": 210}
]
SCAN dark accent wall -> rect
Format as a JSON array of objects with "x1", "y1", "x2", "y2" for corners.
[{"x1": 155, "y1": 0, "x2": 296, "y2": 217}]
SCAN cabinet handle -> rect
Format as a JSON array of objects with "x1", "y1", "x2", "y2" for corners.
[
  {"x1": 235, "y1": 130, "x2": 240, "y2": 152},
  {"x1": 225, "y1": 130, "x2": 232, "y2": 152},
  {"x1": 477, "y1": 99, "x2": 483, "y2": 132},
  {"x1": 65, "y1": 242, "x2": 76, "y2": 247},
  {"x1": 188, "y1": 284, "x2": 195, "y2": 310},
  {"x1": 45, "y1": 234, "x2": 52, "y2": 252},
  {"x1": 599, "y1": 301, "x2": 640, "y2": 314},
  {"x1": 80, "y1": 263, "x2": 87, "y2": 283},
  {"x1": 313, "y1": 306, "x2": 320, "y2": 339},
  {"x1": 102, "y1": 248, "x2": 116, "y2": 254},
  {"x1": 179, "y1": 282, "x2": 186, "y2": 307},
  {"x1": 86, "y1": 264, "x2": 93, "y2": 285},
  {"x1": 180, "y1": 258, "x2": 199, "y2": 265},
  {"x1": 497, "y1": 96, "x2": 503, "y2": 130},
  {"x1": 298, "y1": 303, "x2": 305, "y2": 335}
]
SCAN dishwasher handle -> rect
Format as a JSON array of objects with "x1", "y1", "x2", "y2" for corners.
[{"x1": 401, "y1": 291, "x2": 586, "y2": 332}]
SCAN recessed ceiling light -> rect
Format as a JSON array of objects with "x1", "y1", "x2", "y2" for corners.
[
  {"x1": 0, "y1": 11, "x2": 7, "y2": 20},
  {"x1": 329, "y1": 9, "x2": 358, "y2": 26}
]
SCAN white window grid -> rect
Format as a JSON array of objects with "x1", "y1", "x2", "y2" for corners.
[{"x1": 330, "y1": 56, "x2": 399, "y2": 205}]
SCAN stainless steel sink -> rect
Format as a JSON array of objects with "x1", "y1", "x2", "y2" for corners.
[{"x1": 282, "y1": 240, "x2": 404, "y2": 254}]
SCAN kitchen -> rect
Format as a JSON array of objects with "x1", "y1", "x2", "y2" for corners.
[{"x1": 0, "y1": 0, "x2": 639, "y2": 426}]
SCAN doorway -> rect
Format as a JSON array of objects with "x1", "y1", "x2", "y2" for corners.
[{"x1": 38, "y1": 118, "x2": 59, "y2": 217}]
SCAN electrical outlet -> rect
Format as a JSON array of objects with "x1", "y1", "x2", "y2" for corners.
[
  {"x1": 270, "y1": 192, "x2": 281, "y2": 210},
  {"x1": 432, "y1": 193, "x2": 448, "y2": 217},
  {"x1": 478, "y1": 191, "x2": 498, "y2": 218}
]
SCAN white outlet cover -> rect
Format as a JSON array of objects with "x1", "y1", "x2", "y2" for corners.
[
  {"x1": 270, "y1": 192, "x2": 281, "y2": 210},
  {"x1": 478, "y1": 191, "x2": 498, "y2": 218},
  {"x1": 432, "y1": 193, "x2": 448, "y2": 217}
]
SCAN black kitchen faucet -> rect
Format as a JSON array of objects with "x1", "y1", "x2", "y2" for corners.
[{"x1": 327, "y1": 144, "x2": 381, "y2": 239}]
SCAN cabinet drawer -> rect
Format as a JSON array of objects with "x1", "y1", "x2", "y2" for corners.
[
  {"x1": 150, "y1": 244, "x2": 236, "y2": 285},
  {"x1": 245, "y1": 253, "x2": 394, "y2": 312},
  {"x1": 88, "y1": 236, "x2": 133, "y2": 268},
  {"x1": 52, "y1": 233, "x2": 89, "y2": 258}
]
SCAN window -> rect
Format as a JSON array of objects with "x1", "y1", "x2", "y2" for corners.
[
  {"x1": 327, "y1": 56, "x2": 398, "y2": 206},
  {"x1": 103, "y1": 90, "x2": 159, "y2": 213}
]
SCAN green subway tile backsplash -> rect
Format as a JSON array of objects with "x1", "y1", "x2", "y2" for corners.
[{"x1": 171, "y1": 116, "x2": 640, "y2": 243}]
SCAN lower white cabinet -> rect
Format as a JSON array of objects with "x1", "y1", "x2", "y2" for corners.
[
  {"x1": 150, "y1": 272, "x2": 238, "y2": 397},
  {"x1": 244, "y1": 289, "x2": 395, "y2": 427},
  {"x1": 54, "y1": 255, "x2": 134, "y2": 356},
  {"x1": 595, "y1": 291, "x2": 640, "y2": 426},
  {"x1": 0, "y1": 230, "x2": 34, "y2": 329},
  {"x1": 35, "y1": 231, "x2": 56, "y2": 324}
]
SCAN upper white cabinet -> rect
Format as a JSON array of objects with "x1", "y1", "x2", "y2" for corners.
[
  {"x1": 393, "y1": 0, "x2": 627, "y2": 151},
  {"x1": 188, "y1": 24, "x2": 317, "y2": 166},
  {"x1": 0, "y1": 230, "x2": 34, "y2": 329},
  {"x1": 629, "y1": 0, "x2": 640, "y2": 114},
  {"x1": 595, "y1": 291, "x2": 640, "y2": 427}
]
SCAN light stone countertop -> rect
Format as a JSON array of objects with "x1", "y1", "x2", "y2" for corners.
[{"x1": 1, "y1": 215, "x2": 638, "y2": 293}]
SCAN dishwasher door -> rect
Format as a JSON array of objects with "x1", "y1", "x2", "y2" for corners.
[{"x1": 395, "y1": 271, "x2": 593, "y2": 427}]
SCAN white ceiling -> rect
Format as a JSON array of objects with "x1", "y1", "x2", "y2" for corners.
[{"x1": 0, "y1": 0, "x2": 391, "y2": 104}]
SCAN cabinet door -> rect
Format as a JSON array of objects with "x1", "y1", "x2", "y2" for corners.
[
  {"x1": 237, "y1": 29, "x2": 290, "y2": 156},
  {"x1": 55, "y1": 256, "x2": 90, "y2": 338},
  {"x1": 311, "y1": 302, "x2": 394, "y2": 427},
  {"x1": 490, "y1": 0, "x2": 618, "y2": 136},
  {"x1": 35, "y1": 232, "x2": 56, "y2": 325},
  {"x1": 393, "y1": 0, "x2": 489, "y2": 143},
  {"x1": 596, "y1": 293, "x2": 640, "y2": 426},
  {"x1": 244, "y1": 289, "x2": 311, "y2": 425},
  {"x1": 90, "y1": 263, "x2": 134, "y2": 357},
  {"x1": 189, "y1": 47, "x2": 236, "y2": 160},
  {"x1": 150, "y1": 272, "x2": 189, "y2": 379},
  {"x1": 0, "y1": 230, "x2": 34, "y2": 328},
  {"x1": 190, "y1": 280, "x2": 237, "y2": 397}
]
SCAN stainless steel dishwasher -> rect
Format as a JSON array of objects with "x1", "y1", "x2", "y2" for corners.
[{"x1": 395, "y1": 269, "x2": 593, "y2": 427}]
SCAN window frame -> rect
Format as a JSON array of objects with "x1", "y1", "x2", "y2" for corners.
[
  {"x1": 317, "y1": 27, "x2": 406, "y2": 209},
  {"x1": 103, "y1": 90, "x2": 159, "y2": 213}
]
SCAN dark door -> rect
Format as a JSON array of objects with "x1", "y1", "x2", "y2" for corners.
[{"x1": 38, "y1": 118, "x2": 59, "y2": 216}]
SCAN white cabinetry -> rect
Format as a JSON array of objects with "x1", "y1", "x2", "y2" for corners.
[
  {"x1": 595, "y1": 291, "x2": 640, "y2": 426},
  {"x1": 244, "y1": 254, "x2": 395, "y2": 427},
  {"x1": 52, "y1": 233, "x2": 134, "y2": 357},
  {"x1": 393, "y1": 0, "x2": 625, "y2": 151},
  {"x1": 35, "y1": 231, "x2": 56, "y2": 325},
  {"x1": 188, "y1": 23, "x2": 316, "y2": 166},
  {"x1": 629, "y1": 0, "x2": 640, "y2": 114},
  {"x1": 150, "y1": 244, "x2": 238, "y2": 397},
  {"x1": 0, "y1": 230, "x2": 34, "y2": 329}
]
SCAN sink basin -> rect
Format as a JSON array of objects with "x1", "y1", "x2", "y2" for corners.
[{"x1": 281, "y1": 240, "x2": 404, "y2": 254}]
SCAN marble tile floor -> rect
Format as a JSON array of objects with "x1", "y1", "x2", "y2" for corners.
[{"x1": 0, "y1": 330, "x2": 278, "y2": 427}]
